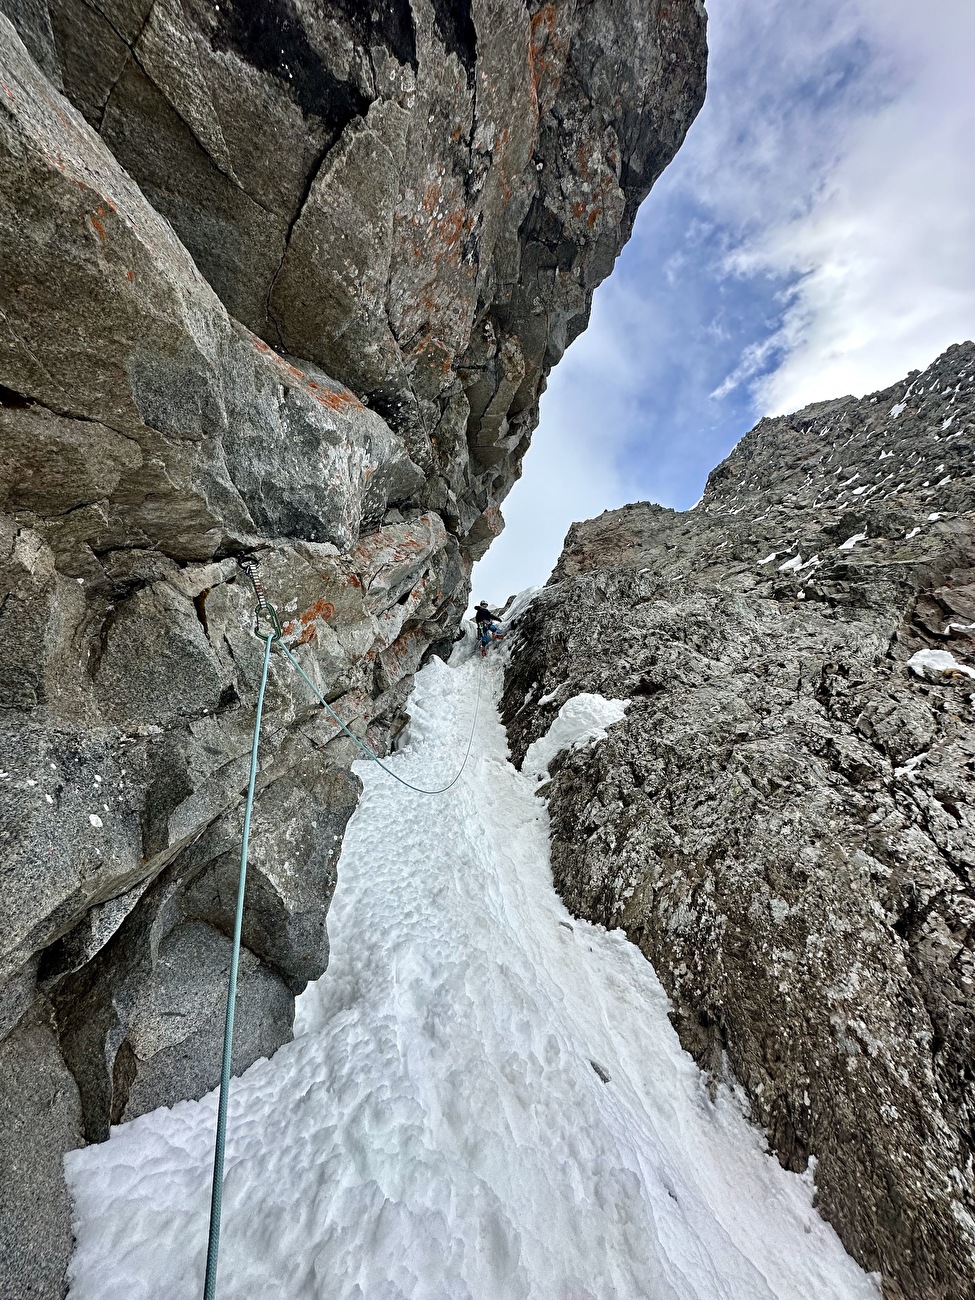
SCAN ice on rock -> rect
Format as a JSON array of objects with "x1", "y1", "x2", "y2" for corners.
[{"x1": 65, "y1": 652, "x2": 880, "y2": 1300}]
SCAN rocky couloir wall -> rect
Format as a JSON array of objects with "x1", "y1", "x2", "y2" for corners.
[
  {"x1": 502, "y1": 342, "x2": 975, "y2": 1300},
  {"x1": 0, "y1": 2, "x2": 707, "y2": 1294}
]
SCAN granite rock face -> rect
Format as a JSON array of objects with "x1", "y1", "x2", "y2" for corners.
[
  {"x1": 0, "y1": 2, "x2": 706, "y2": 1294},
  {"x1": 1, "y1": 0, "x2": 708, "y2": 555},
  {"x1": 502, "y1": 342, "x2": 975, "y2": 1300}
]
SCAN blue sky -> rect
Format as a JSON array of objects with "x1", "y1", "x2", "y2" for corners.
[{"x1": 473, "y1": 0, "x2": 975, "y2": 602}]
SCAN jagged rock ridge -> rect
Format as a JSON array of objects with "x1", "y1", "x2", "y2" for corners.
[
  {"x1": 0, "y1": 2, "x2": 707, "y2": 1294},
  {"x1": 502, "y1": 341, "x2": 975, "y2": 1300}
]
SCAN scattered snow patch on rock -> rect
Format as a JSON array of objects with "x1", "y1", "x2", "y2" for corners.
[
  {"x1": 523, "y1": 693, "x2": 629, "y2": 778},
  {"x1": 907, "y1": 649, "x2": 975, "y2": 681}
]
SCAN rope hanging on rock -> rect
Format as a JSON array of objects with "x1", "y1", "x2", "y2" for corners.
[
  {"x1": 202, "y1": 558, "x2": 482, "y2": 1297},
  {"x1": 277, "y1": 639, "x2": 482, "y2": 795},
  {"x1": 202, "y1": 625, "x2": 274, "y2": 1300},
  {"x1": 237, "y1": 554, "x2": 482, "y2": 794}
]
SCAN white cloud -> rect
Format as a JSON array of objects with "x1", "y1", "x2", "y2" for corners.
[
  {"x1": 710, "y1": 336, "x2": 780, "y2": 400},
  {"x1": 723, "y1": 0, "x2": 975, "y2": 411},
  {"x1": 676, "y1": 0, "x2": 891, "y2": 233}
]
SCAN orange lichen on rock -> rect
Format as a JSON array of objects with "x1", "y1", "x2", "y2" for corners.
[
  {"x1": 305, "y1": 382, "x2": 363, "y2": 412},
  {"x1": 422, "y1": 180, "x2": 441, "y2": 214},
  {"x1": 440, "y1": 209, "x2": 467, "y2": 250},
  {"x1": 292, "y1": 623, "x2": 318, "y2": 646},
  {"x1": 283, "y1": 596, "x2": 336, "y2": 646},
  {"x1": 529, "y1": 3, "x2": 559, "y2": 96},
  {"x1": 300, "y1": 598, "x2": 336, "y2": 625},
  {"x1": 243, "y1": 331, "x2": 365, "y2": 411}
]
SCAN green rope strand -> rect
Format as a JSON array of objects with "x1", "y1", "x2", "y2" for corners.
[
  {"x1": 201, "y1": 560, "x2": 481, "y2": 1297},
  {"x1": 202, "y1": 628, "x2": 275, "y2": 1300},
  {"x1": 277, "y1": 640, "x2": 481, "y2": 796}
]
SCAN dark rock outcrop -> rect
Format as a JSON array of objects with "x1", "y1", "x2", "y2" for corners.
[
  {"x1": 0, "y1": 2, "x2": 707, "y2": 1294},
  {"x1": 502, "y1": 342, "x2": 975, "y2": 1300}
]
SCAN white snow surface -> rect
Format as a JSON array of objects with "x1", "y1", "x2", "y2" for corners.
[
  {"x1": 894, "y1": 752, "x2": 929, "y2": 778},
  {"x1": 839, "y1": 533, "x2": 868, "y2": 551},
  {"x1": 521, "y1": 692, "x2": 629, "y2": 779},
  {"x1": 907, "y1": 649, "x2": 975, "y2": 680},
  {"x1": 65, "y1": 651, "x2": 879, "y2": 1300}
]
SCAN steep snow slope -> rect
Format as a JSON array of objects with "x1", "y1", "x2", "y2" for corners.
[{"x1": 65, "y1": 643, "x2": 878, "y2": 1300}]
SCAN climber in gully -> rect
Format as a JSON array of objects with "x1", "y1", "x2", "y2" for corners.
[{"x1": 474, "y1": 600, "x2": 506, "y2": 657}]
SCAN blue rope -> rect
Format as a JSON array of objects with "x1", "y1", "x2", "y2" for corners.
[
  {"x1": 202, "y1": 629, "x2": 275, "y2": 1300},
  {"x1": 277, "y1": 640, "x2": 481, "y2": 795},
  {"x1": 201, "y1": 576, "x2": 481, "y2": 1297}
]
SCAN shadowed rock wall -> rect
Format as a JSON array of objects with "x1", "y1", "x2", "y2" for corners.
[
  {"x1": 502, "y1": 342, "x2": 975, "y2": 1300},
  {"x1": 3, "y1": 0, "x2": 708, "y2": 554},
  {"x1": 0, "y1": 2, "x2": 706, "y2": 1294}
]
